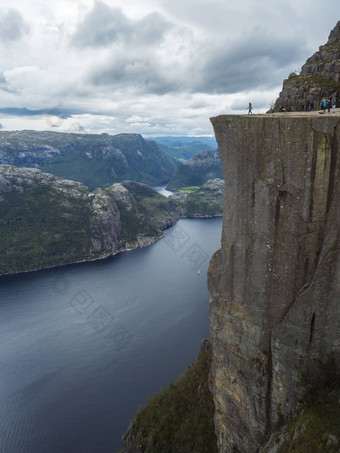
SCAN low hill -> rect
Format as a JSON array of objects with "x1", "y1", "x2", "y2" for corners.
[
  {"x1": 166, "y1": 150, "x2": 223, "y2": 191},
  {"x1": 184, "y1": 179, "x2": 225, "y2": 217}
]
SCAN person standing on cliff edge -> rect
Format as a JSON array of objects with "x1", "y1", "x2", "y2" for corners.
[{"x1": 248, "y1": 102, "x2": 253, "y2": 114}]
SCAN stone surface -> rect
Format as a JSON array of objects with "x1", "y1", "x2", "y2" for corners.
[
  {"x1": 274, "y1": 21, "x2": 340, "y2": 111},
  {"x1": 208, "y1": 114, "x2": 340, "y2": 452}
]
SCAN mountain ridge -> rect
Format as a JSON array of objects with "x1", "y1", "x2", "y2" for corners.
[{"x1": 0, "y1": 130, "x2": 178, "y2": 190}]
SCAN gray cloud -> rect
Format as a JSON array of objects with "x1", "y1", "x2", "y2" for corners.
[
  {"x1": 196, "y1": 33, "x2": 310, "y2": 94},
  {"x1": 1, "y1": 1, "x2": 339, "y2": 136},
  {"x1": 0, "y1": 107, "x2": 73, "y2": 118},
  {"x1": 88, "y1": 53, "x2": 182, "y2": 95},
  {"x1": 0, "y1": 9, "x2": 30, "y2": 43},
  {"x1": 85, "y1": 30, "x2": 309, "y2": 97},
  {"x1": 72, "y1": 1, "x2": 171, "y2": 48}
]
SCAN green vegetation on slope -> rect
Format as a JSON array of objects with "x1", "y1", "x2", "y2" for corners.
[
  {"x1": 0, "y1": 173, "x2": 92, "y2": 274},
  {"x1": 120, "y1": 344, "x2": 217, "y2": 453},
  {"x1": 108, "y1": 181, "x2": 180, "y2": 243},
  {"x1": 262, "y1": 357, "x2": 340, "y2": 452},
  {"x1": 185, "y1": 179, "x2": 225, "y2": 217},
  {"x1": 0, "y1": 166, "x2": 224, "y2": 276},
  {"x1": 166, "y1": 150, "x2": 223, "y2": 191},
  {"x1": 0, "y1": 167, "x2": 182, "y2": 276},
  {"x1": 178, "y1": 186, "x2": 200, "y2": 193}
]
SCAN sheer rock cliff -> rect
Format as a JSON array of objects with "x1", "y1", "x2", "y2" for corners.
[{"x1": 208, "y1": 114, "x2": 340, "y2": 452}]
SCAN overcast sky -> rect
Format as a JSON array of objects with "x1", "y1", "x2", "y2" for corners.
[{"x1": 0, "y1": 0, "x2": 339, "y2": 137}]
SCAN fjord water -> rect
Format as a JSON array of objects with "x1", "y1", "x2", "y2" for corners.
[{"x1": 0, "y1": 218, "x2": 222, "y2": 453}]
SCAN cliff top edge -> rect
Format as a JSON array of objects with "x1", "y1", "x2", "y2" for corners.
[{"x1": 211, "y1": 110, "x2": 340, "y2": 120}]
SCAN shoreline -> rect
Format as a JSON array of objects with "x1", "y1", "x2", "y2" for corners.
[{"x1": 0, "y1": 215, "x2": 223, "y2": 278}]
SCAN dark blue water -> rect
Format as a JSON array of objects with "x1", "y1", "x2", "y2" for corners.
[{"x1": 0, "y1": 218, "x2": 222, "y2": 453}]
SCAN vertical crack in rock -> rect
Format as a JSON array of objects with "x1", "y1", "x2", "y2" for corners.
[
  {"x1": 326, "y1": 130, "x2": 338, "y2": 214},
  {"x1": 265, "y1": 332, "x2": 273, "y2": 433},
  {"x1": 309, "y1": 313, "x2": 316, "y2": 346}
]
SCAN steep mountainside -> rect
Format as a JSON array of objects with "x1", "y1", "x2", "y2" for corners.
[
  {"x1": 0, "y1": 165, "x2": 180, "y2": 275},
  {"x1": 209, "y1": 114, "x2": 340, "y2": 452},
  {"x1": 0, "y1": 166, "x2": 223, "y2": 276},
  {"x1": 274, "y1": 21, "x2": 340, "y2": 110},
  {"x1": 0, "y1": 131, "x2": 177, "y2": 189},
  {"x1": 166, "y1": 150, "x2": 223, "y2": 191}
]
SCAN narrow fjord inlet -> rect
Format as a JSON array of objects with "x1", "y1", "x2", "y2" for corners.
[{"x1": 0, "y1": 218, "x2": 222, "y2": 453}]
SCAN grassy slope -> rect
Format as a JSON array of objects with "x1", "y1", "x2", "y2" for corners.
[
  {"x1": 166, "y1": 153, "x2": 223, "y2": 191},
  {"x1": 185, "y1": 182, "x2": 224, "y2": 217},
  {"x1": 280, "y1": 387, "x2": 340, "y2": 452},
  {"x1": 120, "y1": 346, "x2": 217, "y2": 453},
  {"x1": 262, "y1": 357, "x2": 340, "y2": 452},
  {"x1": 0, "y1": 180, "x2": 92, "y2": 274}
]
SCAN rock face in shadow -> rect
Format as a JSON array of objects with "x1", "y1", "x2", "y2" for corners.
[{"x1": 208, "y1": 114, "x2": 340, "y2": 452}]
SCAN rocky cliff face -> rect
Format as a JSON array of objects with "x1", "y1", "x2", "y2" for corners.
[
  {"x1": 274, "y1": 21, "x2": 340, "y2": 110},
  {"x1": 208, "y1": 114, "x2": 340, "y2": 452}
]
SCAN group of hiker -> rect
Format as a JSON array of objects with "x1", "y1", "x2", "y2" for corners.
[
  {"x1": 319, "y1": 98, "x2": 336, "y2": 114},
  {"x1": 277, "y1": 98, "x2": 337, "y2": 113},
  {"x1": 248, "y1": 98, "x2": 337, "y2": 114}
]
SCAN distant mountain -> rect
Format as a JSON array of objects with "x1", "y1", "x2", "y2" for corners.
[
  {"x1": 166, "y1": 150, "x2": 223, "y2": 191},
  {"x1": 0, "y1": 131, "x2": 178, "y2": 190},
  {"x1": 0, "y1": 165, "x2": 223, "y2": 276},
  {"x1": 153, "y1": 136, "x2": 217, "y2": 161}
]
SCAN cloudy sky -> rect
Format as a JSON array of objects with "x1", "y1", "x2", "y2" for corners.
[{"x1": 0, "y1": 0, "x2": 339, "y2": 137}]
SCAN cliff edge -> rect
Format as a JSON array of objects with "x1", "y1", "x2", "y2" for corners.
[{"x1": 208, "y1": 114, "x2": 340, "y2": 452}]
